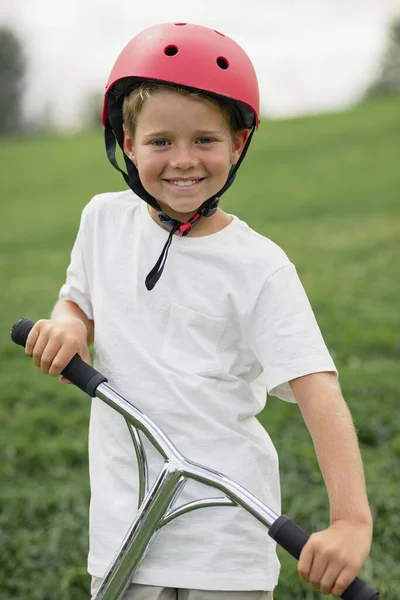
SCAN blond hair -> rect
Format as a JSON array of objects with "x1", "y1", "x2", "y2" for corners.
[{"x1": 122, "y1": 82, "x2": 239, "y2": 137}]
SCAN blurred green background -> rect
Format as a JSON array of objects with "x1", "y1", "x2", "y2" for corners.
[{"x1": 1, "y1": 95, "x2": 399, "y2": 599}]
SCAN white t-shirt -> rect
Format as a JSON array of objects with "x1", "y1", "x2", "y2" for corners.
[{"x1": 59, "y1": 190, "x2": 337, "y2": 592}]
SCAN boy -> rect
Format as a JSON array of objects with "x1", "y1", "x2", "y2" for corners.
[{"x1": 25, "y1": 23, "x2": 373, "y2": 599}]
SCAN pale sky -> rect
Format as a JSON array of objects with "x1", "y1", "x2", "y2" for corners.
[{"x1": 1, "y1": 0, "x2": 400, "y2": 129}]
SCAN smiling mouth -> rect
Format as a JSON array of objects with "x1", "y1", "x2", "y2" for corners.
[{"x1": 164, "y1": 178, "x2": 206, "y2": 189}]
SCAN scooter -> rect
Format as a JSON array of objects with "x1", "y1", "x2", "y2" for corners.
[{"x1": 11, "y1": 318, "x2": 379, "y2": 600}]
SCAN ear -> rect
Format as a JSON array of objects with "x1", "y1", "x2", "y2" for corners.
[
  {"x1": 230, "y1": 129, "x2": 252, "y2": 165},
  {"x1": 123, "y1": 125, "x2": 137, "y2": 165}
]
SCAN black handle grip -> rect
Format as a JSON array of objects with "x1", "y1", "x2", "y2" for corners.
[
  {"x1": 11, "y1": 318, "x2": 108, "y2": 397},
  {"x1": 268, "y1": 516, "x2": 379, "y2": 599}
]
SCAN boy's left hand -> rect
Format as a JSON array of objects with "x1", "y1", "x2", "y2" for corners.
[{"x1": 297, "y1": 519, "x2": 372, "y2": 597}]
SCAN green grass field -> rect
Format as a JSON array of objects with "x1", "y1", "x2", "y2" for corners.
[{"x1": 1, "y1": 95, "x2": 399, "y2": 599}]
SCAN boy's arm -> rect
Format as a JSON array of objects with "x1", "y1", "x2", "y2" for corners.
[
  {"x1": 51, "y1": 299, "x2": 94, "y2": 346},
  {"x1": 289, "y1": 371, "x2": 373, "y2": 597}
]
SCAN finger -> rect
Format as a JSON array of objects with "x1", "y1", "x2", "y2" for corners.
[
  {"x1": 319, "y1": 563, "x2": 341, "y2": 596},
  {"x1": 48, "y1": 345, "x2": 77, "y2": 377},
  {"x1": 40, "y1": 339, "x2": 62, "y2": 374},
  {"x1": 298, "y1": 541, "x2": 315, "y2": 583},
  {"x1": 78, "y1": 345, "x2": 91, "y2": 366},
  {"x1": 25, "y1": 325, "x2": 40, "y2": 357},
  {"x1": 330, "y1": 567, "x2": 354, "y2": 598},
  {"x1": 308, "y1": 554, "x2": 329, "y2": 591},
  {"x1": 59, "y1": 376, "x2": 72, "y2": 384},
  {"x1": 30, "y1": 332, "x2": 50, "y2": 368}
]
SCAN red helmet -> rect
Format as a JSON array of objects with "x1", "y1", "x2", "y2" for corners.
[{"x1": 102, "y1": 22, "x2": 260, "y2": 128}]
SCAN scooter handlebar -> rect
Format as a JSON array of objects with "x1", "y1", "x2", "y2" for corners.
[{"x1": 12, "y1": 318, "x2": 379, "y2": 599}]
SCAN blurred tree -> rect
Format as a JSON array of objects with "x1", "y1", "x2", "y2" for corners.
[
  {"x1": 368, "y1": 19, "x2": 400, "y2": 96},
  {"x1": 0, "y1": 27, "x2": 27, "y2": 134},
  {"x1": 80, "y1": 90, "x2": 104, "y2": 130}
]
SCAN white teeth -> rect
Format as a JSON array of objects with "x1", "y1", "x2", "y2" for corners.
[{"x1": 170, "y1": 179, "x2": 198, "y2": 187}]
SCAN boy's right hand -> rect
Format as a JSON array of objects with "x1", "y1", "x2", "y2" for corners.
[{"x1": 25, "y1": 318, "x2": 91, "y2": 384}]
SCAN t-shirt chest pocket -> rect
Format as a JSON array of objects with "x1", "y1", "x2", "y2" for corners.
[{"x1": 161, "y1": 303, "x2": 228, "y2": 374}]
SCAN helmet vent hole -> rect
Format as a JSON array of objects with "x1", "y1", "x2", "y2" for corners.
[
  {"x1": 174, "y1": 23, "x2": 187, "y2": 26},
  {"x1": 216, "y1": 56, "x2": 229, "y2": 70},
  {"x1": 214, "y1": 30, "x2": 225, "y2": 37},
  {"x1": 165, "y1": 45, "x2": 179, "y2": 56}
]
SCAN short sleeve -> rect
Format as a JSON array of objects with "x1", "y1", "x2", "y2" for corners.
[
  {"x1": 249, "y1": 263, "x2": 337, "y2": 403},
  {"x1": 59, "y1": 207, "x2": 93, "y2": 321}
]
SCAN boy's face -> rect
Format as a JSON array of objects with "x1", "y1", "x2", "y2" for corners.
[{"x1": 123, "y1": 89, "x2": 250, "y2": 222}]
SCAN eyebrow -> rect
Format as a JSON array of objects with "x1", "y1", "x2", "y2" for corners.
[{"x1": 144, "y1": 129, "x2": 221, "y2": 138}]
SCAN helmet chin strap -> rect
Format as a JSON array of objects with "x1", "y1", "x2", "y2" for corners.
[
  {"x1": 156, "y1": 196, "x2": 219, "y2": 234},
  {"x1": 144, "y1": 198, "x2": 219, "y2": 291}
]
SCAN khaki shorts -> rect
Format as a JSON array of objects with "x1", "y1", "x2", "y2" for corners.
[{"x1": 90, "y1": 577, "x2": 274, "y2": 600}]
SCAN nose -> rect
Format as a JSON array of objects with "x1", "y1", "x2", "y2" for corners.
[{"x1": 169, "y1": 142, "x2": 199, "y2": 171}]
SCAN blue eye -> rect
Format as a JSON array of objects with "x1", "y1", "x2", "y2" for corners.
[
  {"x1": 151, "y1": 139, "x2": 169, "y2": 147},
  {"x1": 197, "y1": 137, "x2": 214, "y2": 144}
]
